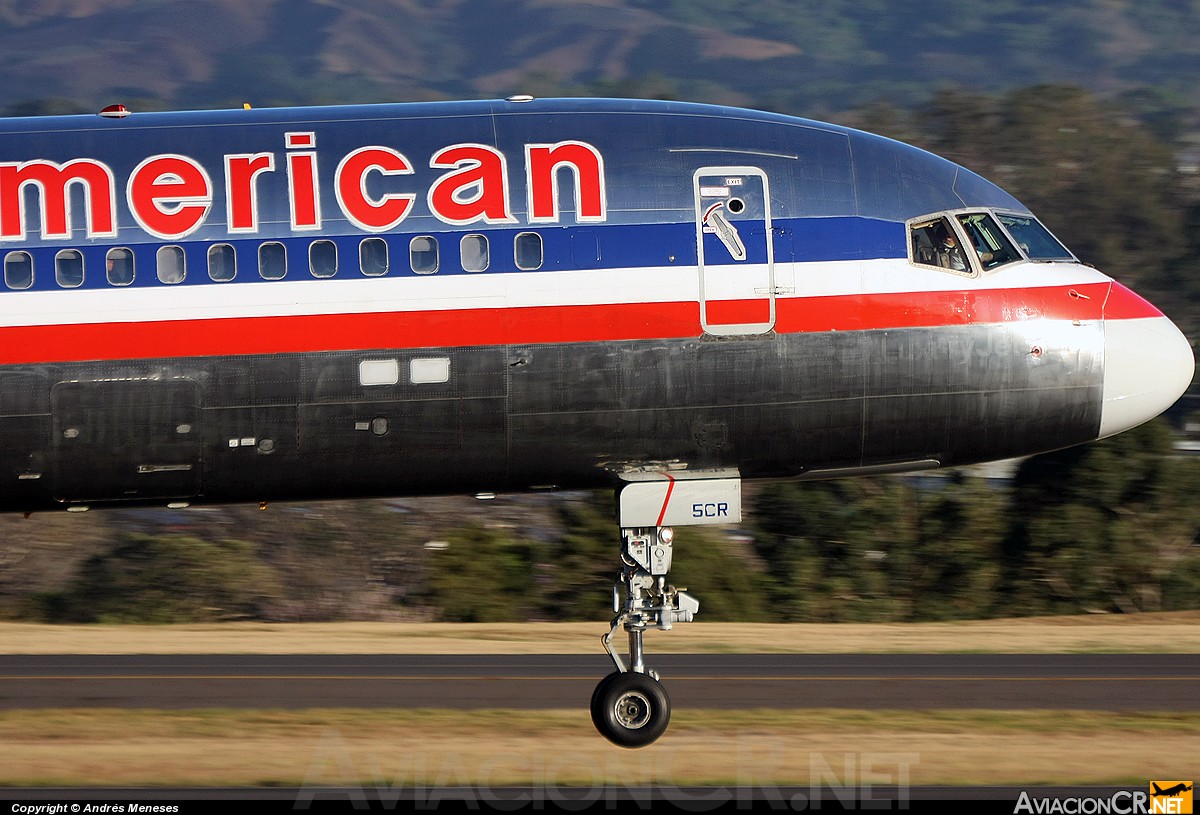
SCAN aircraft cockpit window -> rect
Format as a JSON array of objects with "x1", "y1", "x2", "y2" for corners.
[
  {"x1": 515, "y1": 232, "x2": 543, "y2": 271},
  {"x1": 955, "y1": 213, "x2": 1022, "y2": 271},
  {"x1": 4, "y1": 251, "x2": 32, "y2": 290},
  {"x1": 106, "y1": 248, "x2": 134, "y2": 286},
  {"x1": 995, "y1": 213, "x2": 1074, "y2": 261},
  {"x1": 56, "y1": 249, "x2": 84, "y2": 288},
  {"x1": 309, "y1": 240, "x2": 338, "y2": 278},
  {"x1": 461, "y1": 234, "x2": 489, "y2": 273},
  {"x1": 156, "y1": 246, "x2": 186, "y2": 284},
  {"x1": 208, "y1": 244, "x2": 236, "y2": 282},
  {"x1": 259, "y1": 242, "x2": 287, "y2": 280},
  {"x1": 909, "y1": 217, "x2": 971, "y2": 275},
  {"x1": 360, "y1": 238, "x2": 388, "y2": 276},
  {"x1": 410, "y1": 236, "x2": 439, "y2": 274}
]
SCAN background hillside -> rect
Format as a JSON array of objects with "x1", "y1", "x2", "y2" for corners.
[{"x1": 2, "y1": 0, "x2": 1200, "y2": 114}]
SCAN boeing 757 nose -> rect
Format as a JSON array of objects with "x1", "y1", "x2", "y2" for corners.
[{"x1": 1099, "y1": 282, "x2": 1195, "y2": 439}]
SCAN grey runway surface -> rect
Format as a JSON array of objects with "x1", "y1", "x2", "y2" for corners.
[{"x1": 1, "y1": 654, "x2": 1197, "y2": 710}]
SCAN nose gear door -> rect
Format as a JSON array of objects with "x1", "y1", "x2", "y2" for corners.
[{"x1": 694, "y1": 167, "x2": 775, "y2": 336}]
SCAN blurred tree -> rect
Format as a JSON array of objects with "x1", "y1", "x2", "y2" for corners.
[
  {"x1": 753, "y1": 475, "x2": 1006, "y2": 622},
  {"x1": 753, "y1": 479, "x2": 911, "y2": 622},
  {"x1": 1114, "y1": 87, "x2": 1195, "y2": 142},
  {"x1": 542, "y1": 492, "x2": 623, "y2": 621},
  {"x1": 902, "y1": 474, "x2": 1005, "y2": 620},
  {"x1": 423, "y1": 525, "x2": 541, "y2": 622},
  {"x1": 997, "y1": 419, "x2": 1200, "y2": 615},
  {"x1": 250, "y1": 502, "x2": 427, "y2": 621},
  {"x1": 667, "y1": 526, "x2": 773, "y2": 622},
  {"x1": 1160, "y1": 200, "x2": 1200, "y2": 341},
  {"x1": 45, "y1": 535, "x2": 281, "y2": 623}
]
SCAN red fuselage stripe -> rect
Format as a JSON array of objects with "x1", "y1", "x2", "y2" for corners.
[
  {"x1": 0, "y1": 281, "x2": 1157, "y2": 365},
  {"x1": 1101, "y1": 281, "x2": 1165, "y2": 320}
]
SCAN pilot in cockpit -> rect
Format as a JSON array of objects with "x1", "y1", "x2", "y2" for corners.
[{"x1": 935, "y1": 225, "x2": 968, "y2": 272}]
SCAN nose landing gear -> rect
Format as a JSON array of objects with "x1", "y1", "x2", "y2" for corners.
[
  {"x1": 589, "y1": 472, "x2": 740, "y2": 747},
  {"x1": 591, "y1": 525, "x2": 699, "y2": 748}
]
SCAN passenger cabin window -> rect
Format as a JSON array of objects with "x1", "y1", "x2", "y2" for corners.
[
  {"x1": 515, "y1": 232, "x2": 543, "y2": 271},
  {"x1": 56, "y1": 249, "x2": 84, "y2": 288},
  {"x1": 410, "y1": 236, "x2": 438, "y2": 274},
  {"x1": 4, "y1": 251, "x2": 32, "y2": 290},
  {"x1": 259, "y1": 242, "x2": 287, "y2": 280},
  {"x1": 106, "y1": 248, "x2": 134, "y2": 286},
  {"x1": 360, "y1": 238, "x2": 388, "y2": 276},
  {"x1": 310, "y1": 240, "x2": 337, "y2": 278},
  {"x1": 996, "y1": 213, "x2": 1074, "y2": 261},
  {"x1": 461, "y1": 234, "x2": 489, "y2": 272},
  {"x1": 910, "y1": 217, "x2": 970, "y2": 275},
  {"x1": 208, "y1": 244, "x2": 236, "y2": 282},
  {"x1": 156, "y1": 246, "x2": 186, "y2": 284},
  {"x1": 956, "y1": 213, "x2": 1022, "y2": 271}
]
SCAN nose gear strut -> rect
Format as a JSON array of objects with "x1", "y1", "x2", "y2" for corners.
[{"x1": 591, "y1": 525, "x2": 699, "y2": 748}]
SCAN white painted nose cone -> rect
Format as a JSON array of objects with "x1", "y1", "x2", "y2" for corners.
[{"x1": 1099, "y1": 316, "x2": 1194, "y2": 439}]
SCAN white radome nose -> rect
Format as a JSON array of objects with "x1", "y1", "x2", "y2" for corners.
[{"x1": 1099, "y1": 314, "x2": 1195, "y2": 439}]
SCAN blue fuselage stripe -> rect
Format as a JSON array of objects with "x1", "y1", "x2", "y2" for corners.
[{"x1": 1, "y1": 216, "x2": 907, "y2": 292}]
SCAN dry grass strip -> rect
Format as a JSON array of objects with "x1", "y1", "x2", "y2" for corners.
[
  {"x1": 2, "y1": 613, "x2": 1200, "y2": 655},
  {"x1": 0, "y1": 709, "x2": 1195, "y2": 787}
]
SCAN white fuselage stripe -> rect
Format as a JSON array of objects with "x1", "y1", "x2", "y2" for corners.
[{"x1": 0, "y1": 258, "x2": 1113, "y2": 328}]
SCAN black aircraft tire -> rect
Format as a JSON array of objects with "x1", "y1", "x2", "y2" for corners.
[
  {"x1": 591, "y1": 671, "x2": 671, "y2": 748},
  {"x1": 590, "y1": 671, "x2": 622, "y2": 725}
]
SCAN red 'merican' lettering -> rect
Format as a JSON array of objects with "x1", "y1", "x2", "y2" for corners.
[
  {"x1": 428, "y1": 144, "x2": 515, "y2": 225},
  {"x1": 225, "y1": 153, "x2": 274, "y2": 233},
  {"x1": 525, "y1": 141, "x2": 606, "y2": 223},
  {"x1": 286, "y1": 132, "x2": 321, "y2": 231},
  {"x1": 335, "y1": 146, "x2": 415, "y2": 232},
  {"x1": 0, "y1": 159, "x2": 117, "y2": 241},
  {"x1": 127, "y1": 154, "x2": 212, "y2": 239}
]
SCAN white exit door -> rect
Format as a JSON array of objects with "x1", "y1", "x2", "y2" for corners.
[{"x1": 694, "y1": 166, "x2": 775, "y2": 335}]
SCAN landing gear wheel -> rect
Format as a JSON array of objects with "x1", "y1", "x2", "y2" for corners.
[
  {"x1": 591, "y1": 671, "x2": 671, "y2": 748},
  {"x1": 590, "y1": 671, "x2": 621, "y2": 726}
]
